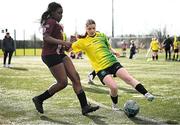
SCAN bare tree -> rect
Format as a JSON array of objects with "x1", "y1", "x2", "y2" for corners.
[{"x1": 150, "y1": 26, "x2": 167, "y2": 43}]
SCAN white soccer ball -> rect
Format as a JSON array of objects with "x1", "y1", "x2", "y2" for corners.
[{"x1": 123, "y1": 100, "x2": 140, "y2": 117}]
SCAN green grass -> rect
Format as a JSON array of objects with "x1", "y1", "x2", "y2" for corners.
[{"x1": 0, "y1": 50, "x2": 180, "y2": 125}]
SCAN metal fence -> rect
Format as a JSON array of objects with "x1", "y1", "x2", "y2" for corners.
[{"x1": 0, "y1": 40, "x2": 43, "y2": 56}]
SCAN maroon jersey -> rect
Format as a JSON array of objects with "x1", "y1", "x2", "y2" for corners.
[{"x1": 42, "y1": 18, "x2": 63, "y2": 56}]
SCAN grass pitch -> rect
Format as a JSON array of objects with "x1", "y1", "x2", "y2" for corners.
[{"x1": 0, "y1": 50, "x2": 180, "y2": 125}]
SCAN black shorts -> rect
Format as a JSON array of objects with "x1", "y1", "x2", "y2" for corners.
[
  {"x1": 174, "y1": 49, "x2": 179, "y2": 53},
  {"x1": 152, "y1": 50, "x2": 158, "y2": 52},
  {"x1": 97, "y1": 62, "x2": 123, "y2": 85},
  {"x1": 42, "y1": 54, "x2": 67, "y2": 68}
]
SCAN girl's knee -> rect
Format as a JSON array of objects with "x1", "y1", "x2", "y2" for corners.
[
  {"x1": 71, "y1": 72, "x2": 80, "y2": 83},
  {"x1": 110, "y1": 84, "x2": 118, "y2": 92},
  {"x1": 56, "y1": 80, "x2": 68, "y2": 89}
]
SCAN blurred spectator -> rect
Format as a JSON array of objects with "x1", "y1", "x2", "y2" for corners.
[
  {"x1": 172, "y1": 35, "x2": 180, "y2": 61},
  {"x1": 129, "y1": 40, "x2": 136, "y2": 59},
  {"x1": 150, "y1": 37, "x2": 160, "y2": 61},
  {"x1": 121, "y1": 40, "x2": 127, "y2": 57},
  {"x1": 162, "y1": 35, "x2": 173, "y2": 60},
  {"x1": 2, "y1": 32, "x2": 15, "y2": 67}
]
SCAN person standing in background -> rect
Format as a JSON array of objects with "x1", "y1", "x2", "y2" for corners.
[
  {"x1": 162, "y1": 35, "x2": 173, "y2": 60},
  {"x1": 129, "y1": 40, "x2": 136, "y2": 59},
  {"x1": 172, "y1": 35, "x2": 179, "y2": 61},
  {"x1": 150, "y1": 37, "x2": 160, "y2": 61},
  {"x1": 2, "y1": 32, "x2": 15, "y2": 67},
  {"x1": 121, "y1": 40, "x2": 127, "y2": 57}
]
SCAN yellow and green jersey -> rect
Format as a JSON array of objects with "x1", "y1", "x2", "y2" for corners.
[
  {"x1": 150, "y1": 40, "x2": 159, "y2": 51},
  {"x1": 72, "y1": 32, "x2": 118, "y2": 72}
]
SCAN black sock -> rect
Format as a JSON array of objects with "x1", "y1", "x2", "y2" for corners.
[
  {"x1": 152, "y1": 56, "x2": 155, "y2": 60},
  {"x1": 135, "y1": 84, "x2": 148, "y2": 95},
  {"x1": 91, "y1": 71, "x2": 96, "y2": 80},
  {"x1": 156, "y1": 55, "x2": 158, "y2": 60},
  {"x1": 37, "y1": 90, "x2": 53, "y2": 102},
  {"x1": 77, "y1": 90, "x2": 88, "y2": 108},
  {"x1": 111, "y1": 95, "x2": 118, "y2": 104}
]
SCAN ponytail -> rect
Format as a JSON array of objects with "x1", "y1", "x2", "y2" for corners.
[{"x1": 40, "y1": 11, "x2": 50, "y2": 25}]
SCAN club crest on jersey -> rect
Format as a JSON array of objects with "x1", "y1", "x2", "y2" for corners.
[{"x1": 100, "y1": 71, "x2": 106, "y2": 76}]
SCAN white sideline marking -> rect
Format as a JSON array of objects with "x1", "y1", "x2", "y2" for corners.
[{"x1": 87, "y1": 97, "x2": 111, "y2": 110}]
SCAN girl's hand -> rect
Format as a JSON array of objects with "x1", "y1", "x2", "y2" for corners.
[
  {"x1": 63, "y1": 41, "x2": 72, "y2": 48},
  {"x1": 114, "y1": 52, "x2": 120, "y2": 58}
]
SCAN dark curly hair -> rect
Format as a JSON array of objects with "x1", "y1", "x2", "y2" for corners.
[{"x1": 40, "y1": 2, "x2": 62, "y2": 25}]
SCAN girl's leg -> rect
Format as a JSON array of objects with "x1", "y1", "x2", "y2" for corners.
[
  {"x1": 3, "y1": 51, "x2": 8, "y2": 66},
  {"x1": 103, "y1": 75, "x2": 119, "y2": 110},
  {"x1": 88, "y1": 70, "x2": 96, "y2": 84},
  {"x1": 169, "y1": 50, "x2": 171, "y2": 60},
  {"x1": 116, "y1": 68, "x2": 154, "y2": 101},
  {"x1": 8, "y1": 51, "x2": 14, "y2": 65},
  {"x1": 90, "y1": 70, "x2": 96, "y2": 80},
  {"x1": 156, "y1": 52, "x2": 158, "y2": 60},
  {"x1": 33, "y1": 63, "x2": 68, "y2": 113},
  {"x1": 165, "y1": 49, "x2": 168, "y2": 60},
  {"x1": 103, "y1": 75, "x2": 118, "y2": 97},
  {"x1": 48, "y1": 63, "x2": 68, "y2": 95},
  {"x1": 63, "y1": 56, "x2": 99, "y2": 115},
  {"x1": 63, "y1": 56, "x2": 82, "y2": 93},
  {"x1": 152, "y1": 52, "x2": 155, "y2": 60}
]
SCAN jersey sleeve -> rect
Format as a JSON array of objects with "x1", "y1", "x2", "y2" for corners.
[
  {"x1": 72, "y1": 39, "x2": 83, "y2": 53},
  {"x1": 101, "y1": 33, "x2": 111, "y2": 48}
]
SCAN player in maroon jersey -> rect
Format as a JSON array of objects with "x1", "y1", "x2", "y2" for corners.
[{"x1": 32, "y1": 2, "x2": 99, "y2": 115}]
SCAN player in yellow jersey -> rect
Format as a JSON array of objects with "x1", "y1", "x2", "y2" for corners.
[
  {"x1": 172, "y1": 35, "x2": 179, "y2": 61},
  {"x1": 71, "y1": 19, "x2": 155, "y2": 111},
  {"x1": 150, "y1": 37, "x2": 160, "y2": 61}
]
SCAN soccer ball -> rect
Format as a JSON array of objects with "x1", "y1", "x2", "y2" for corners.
[{"x1": 123, "y1": 100, "x2": 140, "y2": 117}]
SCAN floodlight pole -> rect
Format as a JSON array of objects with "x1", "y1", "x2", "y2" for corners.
[{"x1": 112, "y1": 0, "x2": 114, "y2": 38}]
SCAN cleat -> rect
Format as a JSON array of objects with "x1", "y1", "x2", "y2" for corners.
[
  {"x1": 7, "y1": 64, "x2": 12, "y2": 68},
  {"x1": 145, "y1": 92, "x2": 155, "y2": 101},
  {"x1": 32, "y1": 96, "x2": 44, "y2": 113},
  {"x1": 112, "y1": 103, "x2": 120, "y2": 111},
  {"x1": 82, "y1": 104, "x2": 99, "y2": 115},
  {"x1": 88, "y1": 73, "x2": 94, "y2": 84}
]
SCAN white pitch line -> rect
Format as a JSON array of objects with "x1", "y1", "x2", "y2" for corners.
[{"x1": 87, "y1": 97, "x2": 111, "y2": 110}]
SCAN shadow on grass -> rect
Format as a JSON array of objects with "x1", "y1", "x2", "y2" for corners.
[
  {"x1": 84, "y1": 82, "x2": 138, "y2": 94},
  {"x1": 129, "y1": 115, "x2": 170, "y2": 125},
  {"x1": 83, "y1": 86, "x2": 109, "y2": 95},
  {"x1": 9, "y1": 67, "x2": 28, "y2": 71},
  {"x1": 68, "y1": 83, "x2": 108, "y2": 95},
  {"x1": 68, "y1": 83, "x2": 142, "y2": 95},
  {"x1": 84, "y1": 85, "x2": 137, "y2": 95},
  {"x1": 40, "y1": 115, "x2": 74, "y2": 125},
  {"x1": 85, "y1": 114, "x2": 108, "y2": 125}
]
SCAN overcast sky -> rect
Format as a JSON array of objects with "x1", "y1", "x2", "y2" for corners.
[{"x1": 0, "y1": 0, "x2": 180, "y2": 40}]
